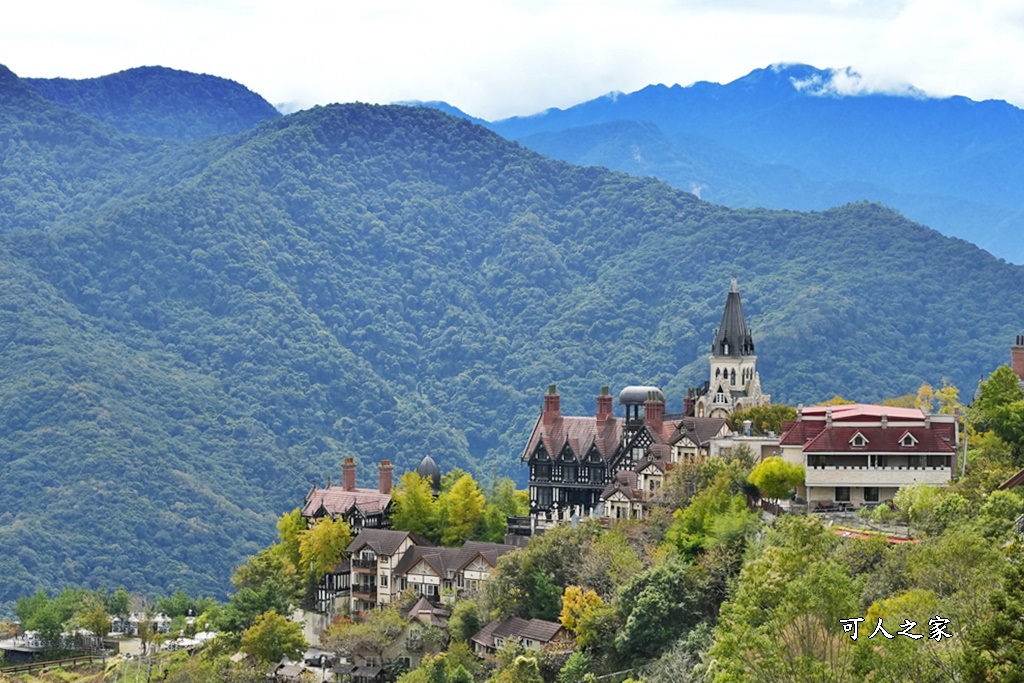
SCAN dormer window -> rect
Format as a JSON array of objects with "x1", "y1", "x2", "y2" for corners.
[
  {"x1": 899, "y1": 432, "x2": 918, "y2": 447},
  {"x1": 849, "y1": 432, "x2": 869, "y2": 448}
]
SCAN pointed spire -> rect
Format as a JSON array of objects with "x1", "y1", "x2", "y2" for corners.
[{"x1": 712, "y1": 279, "x2": 754, "y2": 357}]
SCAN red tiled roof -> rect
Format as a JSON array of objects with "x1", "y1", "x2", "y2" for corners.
[
  {"x1": 522, "y1": 415, "x2": 622, "y2": 463},
  {"x1": 802, "y1": 426, "x2": 955, "y2": 454},
  {"x1": 302, "y1": 486, "x2": 391, "y2": 518},
  {"x1": 522, "y1": 411, "x2": 726, "y2": 464}
]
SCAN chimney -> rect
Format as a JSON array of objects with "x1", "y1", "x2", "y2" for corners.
[
  {"x1": 342, "y1": 457, "x2": 356, "y2": 492},
  {"x1": 644, "y1": 390, "x2": 664, "y2": 434},
  {"x1": 881, "y1": 414, "x2": 888, "y2": 429},
  {"x1": 825, "y1": 406, "x2": 833, "y2": 428},
  {"x1": 683, "y1": 393, "x2": 695, "y2": 417},
  {"x1": 1012, "y1": 335, "x2": 1024, "y2": 381},
  {"x1": 596, "y1": 386, "x2": 613, "y2": 427},
  {"x1": 542, "y1": 384, "x2": 561, "y2": 426},
  {"x1": 378, "y1": 460, "x2": 394, "y2": 495}
]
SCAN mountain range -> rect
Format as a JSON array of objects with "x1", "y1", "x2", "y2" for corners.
[
  {"x1": 416, "y1": 64, "x2": 1024, "y2": 264},
  {"x1": 0, "y1": 63, "x2": 1022, "y2": 610}
]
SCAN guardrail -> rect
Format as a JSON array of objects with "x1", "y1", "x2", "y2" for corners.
[{"x1": 0, "y1": 653, "x2": 105, "y2": 675}]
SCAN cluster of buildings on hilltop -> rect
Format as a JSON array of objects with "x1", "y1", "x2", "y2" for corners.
[
  {"x1": 287, "y1": 277, "x2": 1005, "y2": 681},
  {"x1": 517, "y1": 278, "x2": 968, "y2": 529}
]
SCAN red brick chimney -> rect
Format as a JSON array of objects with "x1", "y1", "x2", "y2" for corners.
[
  {"x1": 378, "y1": 460, "x2": 394, "y2": 495},
  {"x1": 683, "y1": 394, "x2": 694, "y2": 417},
  {"x1": 542, "y1": 384, "x2": 561, "y2": 426},
  {"x1": 596, "y1": 386, "x2": 613, "y2": 427},
  {"x1": 644, "y1": 391, "x2": 664, "y2": 434},
  {"x1": 342, "y1": 457, "x2": 356, "y2": 492},
  {"x1": 1013, "y1": 335, "x2": 1024, "y2": 381}
]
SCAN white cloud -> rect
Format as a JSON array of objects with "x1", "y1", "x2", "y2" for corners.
[{"x1": 2, "y1": 0, "x2": 1024, "y2": 119}]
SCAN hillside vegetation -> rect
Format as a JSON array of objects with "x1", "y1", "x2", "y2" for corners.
[{"x1": 0, "y1": 64, "x2": 1023, "y2": 608}]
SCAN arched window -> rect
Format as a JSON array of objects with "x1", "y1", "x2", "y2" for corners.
[{"x1": 730, "y1": 369, "x2": 736, "y2": 384}]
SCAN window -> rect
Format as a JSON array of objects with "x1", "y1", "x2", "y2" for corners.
[
  {"x1": 536, "y1": 487, "x2": 553, "y2": 508},
  {"x1": 864, "y1": 487, "x2": 879, "y2": 503},
  {"x1": 850, "y1": 433, "x2": 868, "y2": 447},
  {"x1": 380, "y1": 575, "x2": 388, "y2": 587},
  {"x1": 900, "y1": 432, "x2": 918, "y2": 447},
  {"x1": 835, "y1": 487, "x2": 850, "y2": 502}
]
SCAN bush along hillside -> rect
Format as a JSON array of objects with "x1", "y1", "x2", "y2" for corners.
[{"x1": 1, "y1": 63, "x2": 1024, "y2": 608}]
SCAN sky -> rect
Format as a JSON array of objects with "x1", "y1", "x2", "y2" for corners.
[{"x1": 4, "y1": 0, "x2": 1024, "y2": 121}]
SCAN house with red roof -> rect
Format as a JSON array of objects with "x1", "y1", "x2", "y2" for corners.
[
  {"x1": 779, "y1": 404, "x2": 958, "y2": 507},
  {"x1": 302, "y1": 457, "x2": 395, "y2": 531},
  {"x1": 522, "y1": 384, "x2": 727, "y2": 528}
]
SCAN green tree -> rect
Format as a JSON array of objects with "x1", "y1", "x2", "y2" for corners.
[
  {"x1": 728, "y1": 404, "x2": 797, "y2": 436},
  {"x1": 448, "y1": 599, "x2": 484, "y2": 643},
  {"x1": 392, "y1": 471, "x2": 439, "y2": 539},
  {"x1": 239, "y1": 610, "x2": 307, "y2": 666},
  {"x1": 299, "y1": 516, "x2": 353, "y2": 584},
  {"x1": 748, "y1": 456, "x2": 804, "y2": 501},
  {"x1": 974, "y1": 366, "x2": 1024, "y2": 460},
  {"x1": 441, "y1": 474, "x2": 486, "y2": 546},
  {"x1": 74, "y1": 593, "x2": 112, "y2": 644},
  {"x1": 557, "y1": 651, "x2": 591, "y2": 683},
  {"x1": 322, "y1": 607, "x2": 406, "y2": 663},
  {"x1": 965, "y1": 541, "x2": 1024, "y2": 682}
]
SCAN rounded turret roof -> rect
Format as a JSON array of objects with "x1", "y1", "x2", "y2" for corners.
[
  {"x1": 416, "y1": 455, "x2": 442, "y2": 490},
  {"x1": 618, "y1": 385, "x2": 664, "y2": 405}
]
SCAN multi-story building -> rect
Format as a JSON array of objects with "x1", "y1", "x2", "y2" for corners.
[
  {"x1": 302, "y1": 458, "x2": 394, "y2": 531},
  {"x1": 779, "y1": 403, "x2": 958, "y2": 506},
  {"x1": 347, "y1": 529, "x2": 426, "y2": 612},
  {"x1": 521, "y1": 384, "x2": 727, "y2": 528}
]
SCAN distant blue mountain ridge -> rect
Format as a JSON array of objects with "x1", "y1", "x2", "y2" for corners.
[{"x1": 406, "y1": 64, "x2": 1024, "y2": 264}]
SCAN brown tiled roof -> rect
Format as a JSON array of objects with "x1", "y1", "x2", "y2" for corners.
[
  {"x1": 454, "y1": 541, "x2": 517, "y2": 572},
  {"x1": 601, "y1": 470, "x2": 641, "y2": 501},
  {"x1": 667, "y1": 416, "x2": 729, "y2": 447},
  {"x1": 999, "y1": 466, "x2": 1024, "y2": 490},
  {"x1": 302, "y1": 485, "x2": 391, "y2": 518},
  {"x1": 475, "y1": 617, "x2": 565, "y2": 648},
  {"x1": 346, "y1": 529, "x2": 429, "y2": 557},
  {"x1": 405, "y1": 596, "x2": 450, "y2": 626},
  {"x1": 471, "y1": 620, "x2": 500, "y2": 649},
  {"x1": 393, "y1": 545, "x2": 462, "y2": 578}
]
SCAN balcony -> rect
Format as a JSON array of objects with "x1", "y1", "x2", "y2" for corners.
[
  {"x1": 352, "y1": 584, "x2": 378, "y2": 599},
  {"x1": 351, "y1": 558, "x2": 377, "y2": 571}
]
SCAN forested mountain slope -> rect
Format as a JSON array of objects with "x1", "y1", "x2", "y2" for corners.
[
  {"x1": 0, "y1": 64, "x2": 1022, "y2": 609},
  {"x1": 478, "y1": 64, "x2": 1024, "y2": 263},
  {"x1": 24, "y1": 66, "x2": 281, "y2": 141}
]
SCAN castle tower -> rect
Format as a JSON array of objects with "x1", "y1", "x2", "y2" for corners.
[{"x1": 693, "y1": 278, "x2": 769, "y2": 419}]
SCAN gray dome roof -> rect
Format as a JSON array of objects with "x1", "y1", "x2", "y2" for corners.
[
  {"x1": 618, "y1": 385, "x2": 664, "y2": 405},
  {"x1": 416, "y1": 455, "x2": 441, "y2": 490}
]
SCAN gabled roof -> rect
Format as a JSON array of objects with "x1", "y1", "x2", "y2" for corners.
[
  {"x1": 454, "y1": 541, "x2": 517, "y2": 572},
  {"x1": 522, "y1": 415, "x2": 622, "y2": 463},
  {"x1": 601, "y1": 470, "x2": 641, "y2": 501},
  {"x1": 393, "y1": 545, "x2": 462, "y2": 578},
  {"x1": 668, "y1": 416, "x2": 729, "y2": 447},
  {"x1": 405, "y1": 596, "x2": 450, "y2": 627},
  {"x1": 473, "y1": 617, "x2": 565, "y2": 648},
  {"x1": 393, "y1": 540, "x2": 517, "y2": 578},
  {"x1": 347, "y1": 528, "x2": 429, "y2": 557},
  {"x1": 803, "y1": 426, "x2": 954, "y2": 454},
  {"x1": 302, "y1": 486, "x2": 391, "y2": 518}
]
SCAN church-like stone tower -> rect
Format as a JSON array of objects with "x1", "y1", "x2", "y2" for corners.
[{"x1": 691, "y1": 278, "x2": 770, "y2": 419}]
